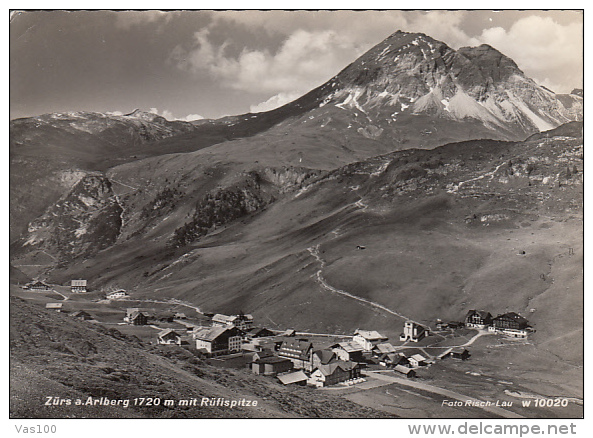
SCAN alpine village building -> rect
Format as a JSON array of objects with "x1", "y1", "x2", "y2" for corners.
[
  {"x1": 193, "y1": 326, "x2": 245, "y2": 356},
  {"x1": 70, "y1": 279, "x2": 87, "y2": 293},
  {"x1": 278, "y1": 339, "x2": 315, "y2": 371},
  {"x1": 464, "y1": 310, "x2": 493, "y2": 329},
  {"x1": 489, "y1": 312, "x2": 533, "y2": 338}
]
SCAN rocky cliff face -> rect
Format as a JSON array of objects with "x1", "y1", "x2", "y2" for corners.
[{"x1": 14, "y1": 174, "x2": 123, "y2": 263}]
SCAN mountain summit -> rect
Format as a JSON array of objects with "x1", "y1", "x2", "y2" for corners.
[{"x1": 287, "y1": 30, "x2": 581, "y2": 142}]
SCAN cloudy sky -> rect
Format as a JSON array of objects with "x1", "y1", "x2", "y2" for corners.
[{"x1": 10, "y1": 9, "x2": 583, "y2": 121}]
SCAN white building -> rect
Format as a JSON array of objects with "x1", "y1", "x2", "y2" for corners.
[{"x1": 352, "y1": 329, "x2": 388, "y2": 351}]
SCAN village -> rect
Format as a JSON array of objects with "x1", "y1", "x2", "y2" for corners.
[{"x1": 19, "y1": 278, "x2": 536, "y2": 392}]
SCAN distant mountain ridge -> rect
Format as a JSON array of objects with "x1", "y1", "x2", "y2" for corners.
[{"x1": 10, "y1": 29, "x2": 582, "y2": 249}]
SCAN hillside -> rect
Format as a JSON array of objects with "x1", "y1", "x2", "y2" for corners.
[
  {"x1": 13, "y1": 123, "x2": 582, "y2": 357},
  {"x1": 10, "y1": 31, "x2": 581, "y2": 243},
  {"x1": 10, "y1": 296, "x2": 387, "y2": 418}
]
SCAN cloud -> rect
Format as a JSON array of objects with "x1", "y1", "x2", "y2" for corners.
[
  {"x1": 468, "y1": 16, "x2": 582, "y2": 93},
  {"x1": 171, "y1": 27, "x2": 368, "y2": 97},
  {"x1": 179, "y1": 113, "x2": 205, "y2": 122},
  {"x1": 168, "y1": 11, "x2": 483, "y2": 104},
  {"x1": 149, "y1": 107, "x2": 204, "y2": 121},
  {"x1": 250, "y1": 92, "x2": 303, "y2": 113},
  {"x1": 169, "y1": 11, "x2": 582, "y2": 110}
]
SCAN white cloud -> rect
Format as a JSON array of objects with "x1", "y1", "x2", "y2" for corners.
[
  {"x1": 171, "y1": 27, "x2": 367, "y2": 97},
  {"x1": 170, "y1": 10, "x2": 582, "y2": 111},
  {"x1": 179, "y1": 113, "x2": 205, "y2": 121},
  {"x1": 149, "y1": 107, "x2": 204, "y2": 122},
  {"x1": 250, "y1": 92, "x2": 303, "y2": 113}
]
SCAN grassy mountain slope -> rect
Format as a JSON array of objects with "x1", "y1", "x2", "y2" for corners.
[
  {"x1": 10, "y1": 296, "x2": 386, "y2": 419},
  {"x1": 18, "y1": 124, "x2": 581, "y2": 363}
]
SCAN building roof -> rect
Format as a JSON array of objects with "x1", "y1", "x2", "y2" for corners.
[
  {"x1": 212, "y1": 313, "x2": 254, "y2": 324},
  {"x1": 409, "y1": 354, "x2": 427, "y2": 362},
  {"x1": 72, "y1": 310, "x2": 91, "y2": 317},
  {"x1": 71, "y1": 279, "x2": 87, "y2": 286},
  {"x1": 354, "y1": 330, "x2": 388, "y2": 341},
  {"x1": 451, "y1": 347, "x2": 469, "y2": 354},
  {"x1": 29, "y1": 280, "x2": 51, "y2": 288},
  {"x1": 245, "y1": 327, "x2": 275, "y2": 337},
  {"x1": 493, "y1": 312, "x2": 529, "y2": 325},
  {"x1": 332, "y1": 341, "x2": 364, "y2": 353},
  {"x1": 313, "y1": 349, "x2": 337, "y2": 365},
  {"x1": 212, "y1": 314, "x2": 236, "y2": 324},
  {"x1": 280, "y1": 339, "x2": 313, "y2": 353},
  {"x1": 158, "y1": 328, "x2": 180, "y2": 338},
  {"x1": 277, "y1": 371, "x2": 308, "y2": 385},
  {"x1": 383, "y1": 352, "x2": 406, "y2": 362},
  {"x1": 465, "y1": 309, "x2": 492, "y2": 320},
  {"x1": 45, "y1": 303, "x2": 63, "y2": 309},
  {"x1": 254, "y1": 356, "x2": 293, "y2": 365},
  {"x1": 129, "y1": 311, "x2": 148, "y2": 320},
  {"x1": 247, "y1": 350, "x2": 275, "y2": 361},
  {"x1": 193, "y1": 326, "x2": 228, "y2": 341},
  {"x1": 394, "y1": 364, "x2": 414, "y2": 374},
  {"x1": 193, "y1": 326, "x2": 243, "y2": 342},
  {"x1": 373, "y1": 343, "x2": 397, "y2": 354},
  {"x1": 316, "y1": 360, "x2": 357, "y2": 376},
  {"x1": 107, "y1": 290, "x2": 127, "y2": 296}
]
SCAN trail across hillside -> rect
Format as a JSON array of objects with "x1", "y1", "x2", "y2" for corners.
[{"x1": 307, "y1": 245, "x2": 418, "y2": 324}]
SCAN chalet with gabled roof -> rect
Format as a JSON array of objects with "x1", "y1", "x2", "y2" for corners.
[
  {"x1": 278, "y1": 339, "x2": 314, "y2": 371},
  {"x1": 308, "y1": 360, "x2": 360, "y2": 387},
  {"x1": 244, "y1": 327, "x2": 275, "y2": 339},
  {"x1": 372, "y1": 342, "x2": 397, "y2": 356},
  {"x1": 464, "y1": 310, "x2": 493, "y2": 329},
  {"x1": 331, "y1": 341, "x2": 364, "y2": 362},
  {"x1": 353, "y1": 330, "x2": 388, "y2": 351},
  {"x1": 26, "y1": 280, "x2": 52, "y2": 291},
  {"x1": 106, "y1": 290, "x2": 128, "y2": 300},
  {"x1": 312, "y1": 349, "x2": 338, "y2": 369},
  {"x1": 381, "y1": 352, "x2": 408, "y2": 367},
  {"x1": 71, "y1": 310, "x2": 93, "y2": 320},
  {"x1": 394, "y1": 364, "x2": 416, "y2": 378},
  {"x1": 211, "y1": 312, "x2": 254, "y2": 330},
  {"x1": 408, "y1": 353, "x2": 428, "y2": 368},
  {"x1": 193, "y1": 326, "x2": 245, "y2": 356},
  {"x1": 490, "y1": 312, "x2": 532, "y2": 338},
  {"x1": 128, "y1": 311, "x2": 148, "y2": 326},
  {"x1": 157, "y1": 329, "x2": 182, "y2": 345}
]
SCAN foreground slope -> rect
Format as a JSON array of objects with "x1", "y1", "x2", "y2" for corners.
[{"x1": 10, "y1": 296, "x2": 386, "y2": 418}]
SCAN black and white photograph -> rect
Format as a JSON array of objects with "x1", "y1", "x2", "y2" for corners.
[{"x1": 8, "y1": 6, "x2": 585, "y2": 431}]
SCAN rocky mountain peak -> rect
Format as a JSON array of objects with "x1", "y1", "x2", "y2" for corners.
[{"x1": 302, "y1": 31, "x2": 581, "y2": 140}]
